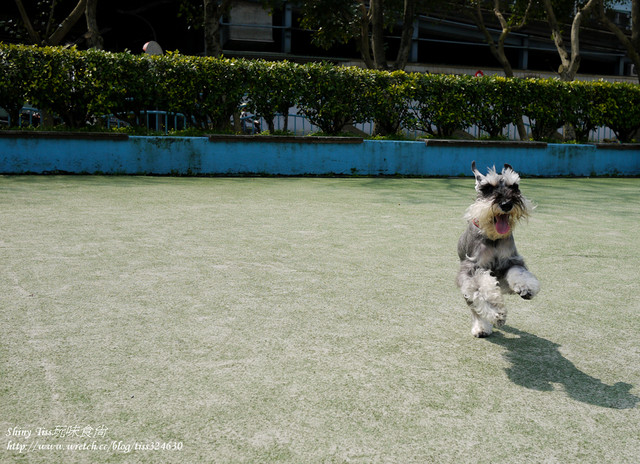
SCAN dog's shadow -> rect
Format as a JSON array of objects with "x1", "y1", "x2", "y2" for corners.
[{"x1": 487, "y1": 326, "x2": 639, "y2": 409}]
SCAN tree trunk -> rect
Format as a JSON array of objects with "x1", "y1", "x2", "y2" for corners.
[
  {"x1": 543, "y1": 0, "x2": 571, "y2": 79},
  {"x1": 395, "y1": 0, "x2": 417, "y2": 70},
  {"x1": 203, "y1": 0, "x2": 222, "y2": 57},
  {"x1": 471, "y1": 2, "x2": 514, "y2": 77},
  {"x1": 357, "y1": 0, "x2": 374, "y2": 69},
  {"x1": 370, "y1": 0, "x2": 388, "y2": 69},
  {"x1": 204, "y1": 0, "x2": 234, "y2": 57},
  {"x1": 85, "y1": 0, "x2": 103, "y2": 49},
  {"x1": 468, "y1": 0, "x2": 532, "y2": 76}
]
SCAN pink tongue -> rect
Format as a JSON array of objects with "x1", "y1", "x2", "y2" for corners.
[{"x1": 495, "y1": 215, "x2": 510, "y2": 235}]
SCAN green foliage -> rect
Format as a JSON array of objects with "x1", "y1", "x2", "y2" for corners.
[
  {"x1": 152, "y1": 53, "x2": 248, "y2": 131},
  {"x1": 469, "y1": 75, "x2": 524, "y2": 138},
  {"x1": 369, "y1": 70, "x2": 413, "y2": 136},
  {"x1": 294, "y1": 0, "x2": 428, "y2": 51},
  {"x1": 521, "y1": 78, "x2": 569, "y2": 140},
  {"x1": 0, "y1": 44, "x2": 32, "y2": 126},
  {"x1": 297, "y1": 62, "x2": 377, "y2": 135},
  {"x1": 297, "y1": 0, "x2": 362, "y2": 49},
  {"x1": 408, "y1": 73, "x2": 476, "y2": 137},
  {"x1": 1, "y1": 44, "x2": 143, "y2": 128},
  {"x1": 594, "y1": 81, "x2": 640, "y2": 143},
  {"x1": 245, "y1": 60, "x2": 303, "y2": 133},
  {"x1": 565, "y1": 80, "x2": 608, "y2": 143},
  {"x1": 194, "y1": 56, "x2": 248, "y2": 131},
  {"x1": 1, "y1": 43, "x2": 639, "y2": 142},
  {"x1": 109, "y1": 53, "x2": 159, "y2": 127},
  {"x1": 28, "y1": 45, "x2": 117, "y2": 127}
]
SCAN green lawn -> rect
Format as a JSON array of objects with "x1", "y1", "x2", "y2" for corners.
[{"x1": 1, "y1": 176, "x2": 639, "y2": 463}]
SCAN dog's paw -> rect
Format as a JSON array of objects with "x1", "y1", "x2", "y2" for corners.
[
  {"x1": 472, "y1": 327, "x2": 492, "y2": 338},
  {"x1": 506, "y1": 268, "x2": 540, "y2": 300},
  {"x1": 519, "y1": 290, "x2": 534, "y2": 300},
  {"x1": 494, "y1": 311, "x2": 507, "y2": 327},
  {"x1": 471, "y1": 316, "x2": 494, "y2": 338},
  {"x1": 513, "y1": 282, "x2": 539, "y2": 300}
]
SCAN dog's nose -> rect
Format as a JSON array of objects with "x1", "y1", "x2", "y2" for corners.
[{"x1": 500, "y1": 201, "x2": 513, "y2": 212}]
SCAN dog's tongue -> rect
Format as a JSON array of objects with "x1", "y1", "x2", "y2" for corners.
[{"x1": 495, "y1": 215, "x2": 511, "y2": 235}]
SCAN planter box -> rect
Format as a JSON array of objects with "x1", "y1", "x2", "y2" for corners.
[{"x1": 0, "y1": 133, "x2": 638, "y2": 176}]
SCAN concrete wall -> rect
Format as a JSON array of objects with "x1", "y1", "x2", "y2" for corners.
[{"x1": 1, "y1": 132, "x2": 638, "y2": 176}]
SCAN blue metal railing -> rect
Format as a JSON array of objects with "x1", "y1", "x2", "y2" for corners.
[
  {"x1": 103, "y1": 111, "x2": 189, "y2": 134},
  {"x1": 1, "y1": 106, "x2": 43, "y2": 127}
]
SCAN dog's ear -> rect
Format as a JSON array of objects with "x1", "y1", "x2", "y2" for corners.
[
  {"x1": 471, "y1": 161, "x2": 484, "y2": 191},
  {"x1": 471, "y1": 161, "x2": 483, "y2": 179},
  {"x1": 502, "y1": 163, "x2": 513, "y2": 173}
]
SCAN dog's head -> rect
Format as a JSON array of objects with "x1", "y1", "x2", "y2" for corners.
[{"x1": 465, "y1": 161, "x2": 533, "y2": 240}]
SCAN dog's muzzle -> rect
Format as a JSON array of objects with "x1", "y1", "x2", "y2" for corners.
[{"x1": 499, "y1": 201, "x2": 513, "y2": 212}]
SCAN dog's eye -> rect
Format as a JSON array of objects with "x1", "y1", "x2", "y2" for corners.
[
  {"x1": 510, "y1": 184, "x2": 520, "y2": 192},
  {"x1": 480, "y1": 184, "x2": 495, "y2": 195}
]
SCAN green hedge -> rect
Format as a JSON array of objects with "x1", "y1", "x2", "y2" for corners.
[{"x1": 1, "y1": 43, "x2": 640, "y2": 141}]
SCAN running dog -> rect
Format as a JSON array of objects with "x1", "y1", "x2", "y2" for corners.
[{"x1": 456, "y1": 162, "x2": 540, "y2": 337}]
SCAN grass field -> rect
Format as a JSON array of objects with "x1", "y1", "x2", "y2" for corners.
[{"x1": 1, "y1": 175, "x2": 639, "y2": 463}]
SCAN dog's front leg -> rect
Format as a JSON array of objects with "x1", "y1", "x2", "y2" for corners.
[
  {"x1": 458, "y1": 265, "x2": 506, "y2": 337},
  {"x1": 505, "y1": 265, "x2": 540, "y2": 300},
  {"x1": 470, "y1": 309, "x2": 494, "y2": 338}
]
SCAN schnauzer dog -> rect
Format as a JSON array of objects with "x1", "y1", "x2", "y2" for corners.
[{"x1": 456, "y1": 162, "x2": 540, "y2": 338}]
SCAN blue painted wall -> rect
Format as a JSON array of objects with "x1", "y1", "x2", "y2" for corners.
[{"x1": 0, "y1": 134, "x2": 638, "y2": 176}]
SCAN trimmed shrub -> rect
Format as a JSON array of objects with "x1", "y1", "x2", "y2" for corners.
[
  {"x1": 196, "y1": 56, "x2": 248, "y2": 131},
  {"x1": 408, "y1": 73, "x2": 476, "y2": 138},
  {"x1": 297, "y1": 62, "x2": 376, "y2": 135},
  {"x1": 18, "y1": 46, "x2": 86, "y2": 127},
  {"x1": 244, "y1": 60, "x2": 303, "y2": 133},
  {"x1": 564, "y1": 80, "x2": 614, "y2": 143},
  {"x1": 0, "y1": 45, "x2": 33, "y2": 127},
  {"x1": 469, "y1": 76, "x2": 524, "y2": 139},
  {"x1": 1, "y1": 44, "x2": 639, "y2": 142},
  {"x1": 521, "y1": 78, "x2": 571, "y2": 140},
  {"x1": 153, "y1": 54, "x2": 248, "y2": 131},
  {"x1": 23, "y1": 46, "x2": 124, "y2": 127},
  {"x1": 596, "y1": 81, "x2": 640, "y2": 143},
  {"x1": 368, "y1": 70, "x2": 413, "y2": 136}
]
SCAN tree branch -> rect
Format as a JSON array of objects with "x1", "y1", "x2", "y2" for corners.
[
  {"x1": 542, "y1": 0, "x2": 570, "y2": 71},
  {"x1": 565, "y1": 0, "x2": 598, "y2": 78},
  {"x1": 598, "y1": 0, "x2": 640, "y2": 82},
  {"x1": 13, "y1": 0, "x2": 42, "y2": 44},
  {"x1": 468, "y1": 0, "x2": 513, "y2": 76},
  {"x1": 45, "y1": 0, "x2": 57, "y2": 38},
  {"x1": 507, "y1": 0, "x2": 533, "y2": 31},
  {"x1": 48, "y1": 0, "x2": 87, "y2": 45}
]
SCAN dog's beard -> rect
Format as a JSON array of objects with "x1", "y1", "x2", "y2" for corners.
[{"x1": 464, "y1": 197, "x2": 533, "y2": 240}]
